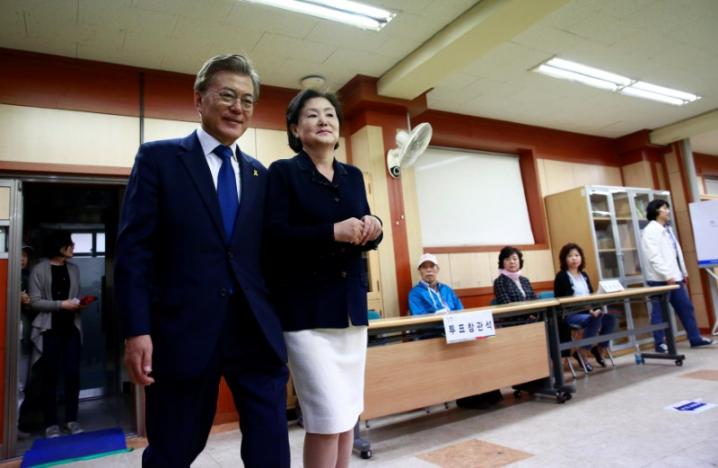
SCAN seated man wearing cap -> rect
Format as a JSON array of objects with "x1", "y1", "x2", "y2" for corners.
[{"x1": 409, "y1": 253, "x2": 463, "y2": 315}]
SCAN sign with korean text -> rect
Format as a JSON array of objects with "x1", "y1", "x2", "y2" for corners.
[
  {"x1": 665, "y1": 399, "x2": 716, "y2": 414},
  {"x1": 443, "y1": 309, "x2": 496, "y2": 344},
  {"x1": 598, "y1": 279, "x2": 624, "y2": 293}
]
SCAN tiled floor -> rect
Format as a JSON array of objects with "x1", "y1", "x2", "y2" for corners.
[{"x1": 33, "y1": 343, "x2": 718, "y2": 467}]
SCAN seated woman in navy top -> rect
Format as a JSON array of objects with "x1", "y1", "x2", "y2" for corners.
[{"x1": 553, "y1": 243, "x2": 617, "y2": 370}]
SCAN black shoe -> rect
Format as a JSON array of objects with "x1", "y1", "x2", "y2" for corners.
[
  {"x1": 572, "y1": 352, "x2": 592, "y2": 372},
  {"x1": 591, "y1": 347, "x2": 607, "y2": 367},
  {"x1": 690, "y1": 338, "x2": 714, "y2": 348}
]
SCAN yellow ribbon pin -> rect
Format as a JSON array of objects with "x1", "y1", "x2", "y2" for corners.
[{"x1": 253, "y1": 169, "x2": 259, "y2": 176}]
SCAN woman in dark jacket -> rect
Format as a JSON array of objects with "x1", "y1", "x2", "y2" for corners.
[
  {"x1": 493, "y1": 246, "x2": 538, "y2": 304},
  {"x1": 553, "y1": 242, "x2": 617, "y2": 370},
  {"x1": 266, "y1": 89, "x2": 382, "y2": 467}
]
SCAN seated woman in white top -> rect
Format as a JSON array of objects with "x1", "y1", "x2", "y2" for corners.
[{"x1": 553, "y1": 243, "x2": 617, "y2": 371}]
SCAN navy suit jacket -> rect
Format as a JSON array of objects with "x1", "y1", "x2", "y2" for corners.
[
  {"x1": 115, "y1": 131, "x2": 286, "y2": 380},
  {"x1": 265, "y1": 152, "x2": 382, "y2": 331}
]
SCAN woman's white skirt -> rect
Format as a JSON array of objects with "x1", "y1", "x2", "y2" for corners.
[{"x1": 284, "y1": 325, "x2": 368, "y2": 434}]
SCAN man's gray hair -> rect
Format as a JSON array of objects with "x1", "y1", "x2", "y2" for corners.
[{"x1": 194, "y1": 54, "x2": 260, "y2": 100}]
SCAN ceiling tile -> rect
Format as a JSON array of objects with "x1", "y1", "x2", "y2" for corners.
[
  {"x1": 593, "y1": 0, "x2": 658, "y2": 20},
  {"x1": 133, "y1": 0, "x2": 234, "y2": 23},
  {"x1": 251, "y1": 33, "x2": 335, "y2": 64},
  {"x1": 513, "y1": 26, "x2": 586, "y2": 55},
  {"x1": 228, "y1": 3, "x2": 318, "y2": 39},
  {"x1": 0, "y1": 9, "x2": 28, "y2": 39},
  {"x1": 305, "y1": 23, "x2": 387, "y2": 53},
  {"x1": 381, "y1": 12, "x2": 441, "y2": 42},
  {"x1": 373, "y1": 0, "x2": 433, "y2": 15},
  {"x1": 323, "y1": 49, "x2": 397, "y2": 77},
  {"x1": 172, "y1": 14, "x2": 264, "y2": 54}
]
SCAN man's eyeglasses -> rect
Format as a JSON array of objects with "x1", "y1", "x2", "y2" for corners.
[{"x1": 210, "y1": 90, "x2": 255, "y2": 110}]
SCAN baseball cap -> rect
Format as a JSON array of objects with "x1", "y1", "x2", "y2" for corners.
[{"x1": 417, "y1": 253, "x2": 439, "y2": 269}]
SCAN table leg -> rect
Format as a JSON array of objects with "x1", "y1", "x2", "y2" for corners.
[{"x1": 641, "y1": 291, "x2": 685, "y2": 366}]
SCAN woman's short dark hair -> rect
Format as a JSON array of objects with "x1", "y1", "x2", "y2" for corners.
[
  {"x1": 286, "y1": 89, "x2": 343, "y2": 153},
  {"x1": 646, "y1": 199, "x2": 669, "y2": 221},
  {"x1": 43, "y1": 230, "x2": 73, "y2": 258},
  {"x1": 498, "y1": 246, "x2": 524, "y2": 269},
  {"x1": 559, "y1": 243, "x2": 586, "y2": 271}
]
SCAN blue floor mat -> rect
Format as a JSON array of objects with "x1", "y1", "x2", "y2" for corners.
[{"x1": 22, "y1": 428, "x2": 128, "y2": 467}]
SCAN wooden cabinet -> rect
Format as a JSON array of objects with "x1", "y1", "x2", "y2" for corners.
[{"x1": 545, "y1": 185, "x2": 680, "y2": 349}]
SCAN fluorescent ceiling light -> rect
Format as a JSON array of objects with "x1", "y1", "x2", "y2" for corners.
[
  {"x1": 619, "y1": 87, "x2": 685, "y2": 106},
  {"x1": 532, "y1": 57, "x2": 701, "y2": 106},
  {"x1": 536, "y1": 64, "x2": 618, "y2": 91},
  {"x1": 243, "y1": 0, "x2": 395, "y2": 31},
  {"x1": 630, "y1": 81, "x2": 699, "y2": 102},
  {"x1": 547, "y1": 58, "x2": 632, "y2": 86}
]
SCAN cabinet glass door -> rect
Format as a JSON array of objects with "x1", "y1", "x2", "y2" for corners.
[
  {"x1": 590, "y1": 191, "x2": 619, "y2": 279},
  {"x1": 613, "y1": 191, "x2": 641, "y2": 281}
]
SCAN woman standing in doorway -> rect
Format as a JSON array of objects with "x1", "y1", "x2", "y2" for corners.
[
  {"x1": 266, "y1": 89, "x2": 383, "y2": 468},
  {"x1": 29, "y1": 230, "x2": 84, "y2": 438}
]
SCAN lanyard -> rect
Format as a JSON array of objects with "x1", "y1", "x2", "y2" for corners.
[
  {"x1": 424, "y1": 283, "x2": 449, "y2": 311},
  {"x1": 665, "y1": 226, "x2": 680, "y2": 263}
]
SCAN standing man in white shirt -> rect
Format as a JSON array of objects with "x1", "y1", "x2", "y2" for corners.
[{"x1": 641, "y1": 199, "x2": 713, "y2": 352}]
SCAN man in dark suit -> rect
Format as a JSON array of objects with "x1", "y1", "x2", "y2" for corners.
[{"x1": 115, "y1": 54, "x2": 289, "y2": 467}]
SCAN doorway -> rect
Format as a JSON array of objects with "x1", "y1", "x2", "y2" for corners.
[{"x1": 6, "y1": 179, "x2": 133, "y2": 457}]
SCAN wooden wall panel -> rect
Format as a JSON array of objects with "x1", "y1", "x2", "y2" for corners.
[
  {"x1": 622, "y1": 160, "x2": 653, "y2": 188},
  {"x1": 540, "y1": 158, "x2": 623, "y2": 196},
  {"x1": 350, "y1": 126, "x2": 400, "y2": 317},
  {"x1": 656, "y1": 162, "x2": 666, "y2": 189},
  {"x1": 400, "y1": 166, "x2": 424, "y2": 286},
  {"x1": 0, "y1": 48, "x2": 140, "y2": 117},
  {"x1": 0, "y1": 104, "x2": 138, "y2": 168},
  {"x1": 522, "y1": 249, "x2": 556, "y2": 282},
  {"x1": 0, "y1": 188, "x2": 10, "y2": 220},
  {"x1": 142, "y1": 118, "x2": 203, "y2": 146},
  {"x1": 413, "y1": 109, "x2": 620, "y2": 166},
  {"x1": 213, "y1": 378, "x2": 238, "y2": 425},
  {"x1": 376, "y1": 114, "x2": 414, "y2": 316},
  {"x1": 0, "y1": 48, "x2": 295, "y2": 130},
  {"x1": 254, "y1": 128, "x2": 292, "y2": 167},
  {"x1": 695, "y1": 153, "x2": 718, "y2": 178},
  {"x1": 143, "y1": 71, "x2": 197, "y2": 122},
  {"x1": 447, "y1": 252, "x2": 491, "y2": 289},
  {"x1": 542, "y1": 159, "x2": 577, "y2": 196}
]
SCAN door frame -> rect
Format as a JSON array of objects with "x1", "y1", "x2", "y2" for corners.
[{"x1": 1, "y1": 174, "x2": 128, "y2": 459}]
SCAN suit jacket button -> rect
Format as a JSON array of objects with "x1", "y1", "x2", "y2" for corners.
[
  {"x1": 340, "y1": 271, "x2": 347, "y2": 278},
  {"x1": 334, "y1": 197, "x2": 340, "y2": 202},
  {"x1": 227, "y1": 251, "x2": 234, "y2": 258},
  {"x1": 220, "y1": 288, "x2": 229, "y2": 297}
]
